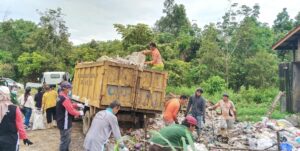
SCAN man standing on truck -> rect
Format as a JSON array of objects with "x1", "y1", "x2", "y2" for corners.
[
  {"x1": 142, "y1": 42, "x2": 164, "y2": 71},
  {"x1": 84, "y1": 100, "x2": 128, "y2": 151},
  {"x1": 163, "y1": 95, "x2": 188, "y2": 126},
  {"x1": 56, "y1": 81, "x2": 84, "y2": 151},
  {"x1": 42, "y1": 85, "x2": 58, "y2": 128},
  {"x1": 185, "y1": 88, "x2": 206, "y2": 138}
]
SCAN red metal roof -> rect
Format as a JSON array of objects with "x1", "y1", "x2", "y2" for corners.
[{"x1": 272, "y1": 26, "x2": 300, "y2": 50}]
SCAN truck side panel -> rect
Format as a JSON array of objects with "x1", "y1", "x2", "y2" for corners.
[
  {"x1": 72, "y1": 63, "x2": 104, "y2": 108},
  {"x1": 101, "y1": 62, "x2": 138, "y2": 108},
  {"x1": 135, "y1": 70, "x2": 167, "y2": 112},
  {"x1": 72, "y1": 61, "x2": 168, "y2": 114}
]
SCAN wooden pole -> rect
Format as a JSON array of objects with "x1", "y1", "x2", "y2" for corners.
[
  {"x1": 144, "y1": 114, "x2": 147, "y2": 151},
  {"x1": 266, "y1": 91, "x2": 284, "y2": 118},
  {"x1": 277, "y1": 131, "x2": 281, "y2": 151}
]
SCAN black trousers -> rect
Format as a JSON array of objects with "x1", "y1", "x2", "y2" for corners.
[
  {"x1": 0, "y1": 141, "x2": 18, "y2": 151},
  {"x1": 46, "y1": 106, "x2": 56, "y2": 123}
]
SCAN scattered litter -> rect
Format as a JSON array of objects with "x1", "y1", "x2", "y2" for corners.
[{"x1": 104, "y1": 107, "x2": 300, "y2": 150}]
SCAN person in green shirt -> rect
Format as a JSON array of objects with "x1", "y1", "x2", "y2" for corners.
[{"x1": 149, "y1": 115, "x2": 197, "y2": 151}]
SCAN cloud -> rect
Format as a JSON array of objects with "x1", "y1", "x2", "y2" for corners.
[{"x1": 0, "y1": 0, "x2": 299, "y2": 44}]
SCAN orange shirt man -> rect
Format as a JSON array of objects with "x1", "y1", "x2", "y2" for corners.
[
  {"x1": 143, "y1": 42, "x2": 164, "y2": 70},
  {"x1": 163, "y1": 95, "x2": 188, "y2": 126}
]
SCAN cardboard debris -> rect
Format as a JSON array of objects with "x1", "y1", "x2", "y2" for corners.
[{"x1": 96, "y1": 52, "x2": 146, "y2": 70}]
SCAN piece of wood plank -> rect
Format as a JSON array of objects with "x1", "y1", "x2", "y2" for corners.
[{"x1": 266, "y1": 91, "x2": 284, "y2": 118}]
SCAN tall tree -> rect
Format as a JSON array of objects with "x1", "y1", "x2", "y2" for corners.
[
  {"x1": 114, "y1": 23, "x2": 153, "y2": 51},
  {"x1": 23, "y1": 8, "x2": 72, "y2": 57},
  {"x1": 273, "y1": 8, "x2": 293, "y2": 33},
  {"x1": 0, "y1": 19, "x2": 37, "y2": 57},
  {"x1": 154, "y1": 0, "x2": 190, "y2": 36}
]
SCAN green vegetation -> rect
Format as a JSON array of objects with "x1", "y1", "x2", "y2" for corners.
[
  {"x1": 0, "y1": 1, "x2": 299, "y2": 121},
  {"x1": 167, "y1": 76, "x2": 290, "y2": 122}
]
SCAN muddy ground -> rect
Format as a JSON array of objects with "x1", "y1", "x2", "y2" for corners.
[{"x1": 20, "y1": 121, "x2": 85, "y2": 151}]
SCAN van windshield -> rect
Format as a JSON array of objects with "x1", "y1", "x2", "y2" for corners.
[{"x1": 50, "y1": 74, "x2": 61, "y2": 79}]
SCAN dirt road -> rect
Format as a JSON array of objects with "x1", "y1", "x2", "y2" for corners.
[{"x1": 20, "y1": 122, "x2": 84, "y2": 151}]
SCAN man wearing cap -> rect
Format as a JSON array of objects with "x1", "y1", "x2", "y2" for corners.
[
  {"x1": 185, "y1": 88, "x2": 206, "y2": 138},
  {"x1": 149, "y1": 115, "x2": 197, "y2": 151},
  {"x1": 56, "y1": 82, "x2": 84, "y2": 151},
  {"x1": 209, "y1": 93, "x2": 237, "y2": 130}
]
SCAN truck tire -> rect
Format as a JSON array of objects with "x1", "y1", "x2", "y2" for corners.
[{"x1": 82, "y1": 111, "x2": 91, "y2": 135}]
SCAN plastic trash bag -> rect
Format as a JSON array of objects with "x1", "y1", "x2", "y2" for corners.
[
  {"x1": 249, "y1": 136, "x2": 275, "y2": 150},
  {"x1": 280, "y1": 143, "x2": 293, "y2": 151},
  {"x1": 277, "y1": 119, "x2": 294, "y2": 128},
  {"x1": 187, "y1": 143, "x2": 208, "y2": 151},
  {"x1": 32, "y1": 109, "x2": 45, "y2": 130}
]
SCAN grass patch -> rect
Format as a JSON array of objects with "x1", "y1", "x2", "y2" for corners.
[{"x1": 167, "y1": 86, "x2": 290, "y2": 122}]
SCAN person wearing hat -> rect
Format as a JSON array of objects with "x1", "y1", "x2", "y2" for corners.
[
  {"x1": 149, "y1": 115, "x2": 197, "y2": 151},
  {"x1": 56, "y1": 81, "x2": 84, "y2": 151},
  {"x1": 0, "y1": 86, "x2": 33, "y2": 151},
  {"x1": 185, "y1": 88, "x2": 206, "y2": 138},
  {"x1": 142, "y1": 42, "x2": 164, "y2": 71},
  {"x1": 209, "y1": 93, "x2": 237, "y2": 130}
]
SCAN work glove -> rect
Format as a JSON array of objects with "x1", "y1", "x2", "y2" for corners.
[
  {"x1": 77, "y1": 103, "x2": 85, "y2": 109},
  {"x1": 23, "y1": 139, "x2": 33, "y2": 146},
  {"x1": 79, "y1": 110, "x2": 84, "y2": 116}
]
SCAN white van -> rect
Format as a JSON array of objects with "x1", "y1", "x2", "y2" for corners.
[
  {"x1": 41, "y1": 72, "x2": 70, "y2": 85},
  {"x1": 26, "y1": 71, "x2": 70, "y2": 88}
]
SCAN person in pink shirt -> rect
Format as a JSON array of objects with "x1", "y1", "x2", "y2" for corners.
[{"x1": 0, "y1": 86, "x2": 33, "y2": 151}]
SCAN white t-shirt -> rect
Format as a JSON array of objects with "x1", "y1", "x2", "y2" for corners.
[{"x1": 18, "y1": 95, "x2": 35, "y2": 109}]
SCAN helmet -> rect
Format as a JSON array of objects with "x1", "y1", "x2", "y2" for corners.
[
  {"x1": 60, "y1": 81, "x2": 72, "y2": 89},
  {"x1": 185, "y1": 115, "x2": 197, "y2": 126}
]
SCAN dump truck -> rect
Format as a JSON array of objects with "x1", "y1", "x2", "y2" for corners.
[{"x1": 71, "y1": 61, "x2": 168, "y2": 133}]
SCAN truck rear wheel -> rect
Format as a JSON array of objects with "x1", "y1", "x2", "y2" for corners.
[{"x1": 82, "y1": 111, "x2": 91, "y2": 135}]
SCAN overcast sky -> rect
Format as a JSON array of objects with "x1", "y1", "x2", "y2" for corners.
[{"x1": 0, "y1": 0, "x2": 299, "y2": 45}]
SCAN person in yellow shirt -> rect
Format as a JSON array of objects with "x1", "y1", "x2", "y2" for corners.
[{"x1": 42, "y1": 85, "x2": 58, "y2": 128}]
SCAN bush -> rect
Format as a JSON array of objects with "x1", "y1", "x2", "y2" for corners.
[
  {"x1": 166, "y1": 85, "x2": 284, "y2": 122},
  {"x1": 201, "y1": 76, "x2": 226, "y2": 95}
]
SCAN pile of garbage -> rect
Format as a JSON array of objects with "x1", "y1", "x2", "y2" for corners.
[
  {"x1": 106, "y1": 112, "x2": 300, "y2": 150},
  {"x1": 96, "y1": 52, "x2": 146, "y2": 70},
  {"x1": 202, "y1": 110, "x2": 300, "y2": 150}
]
